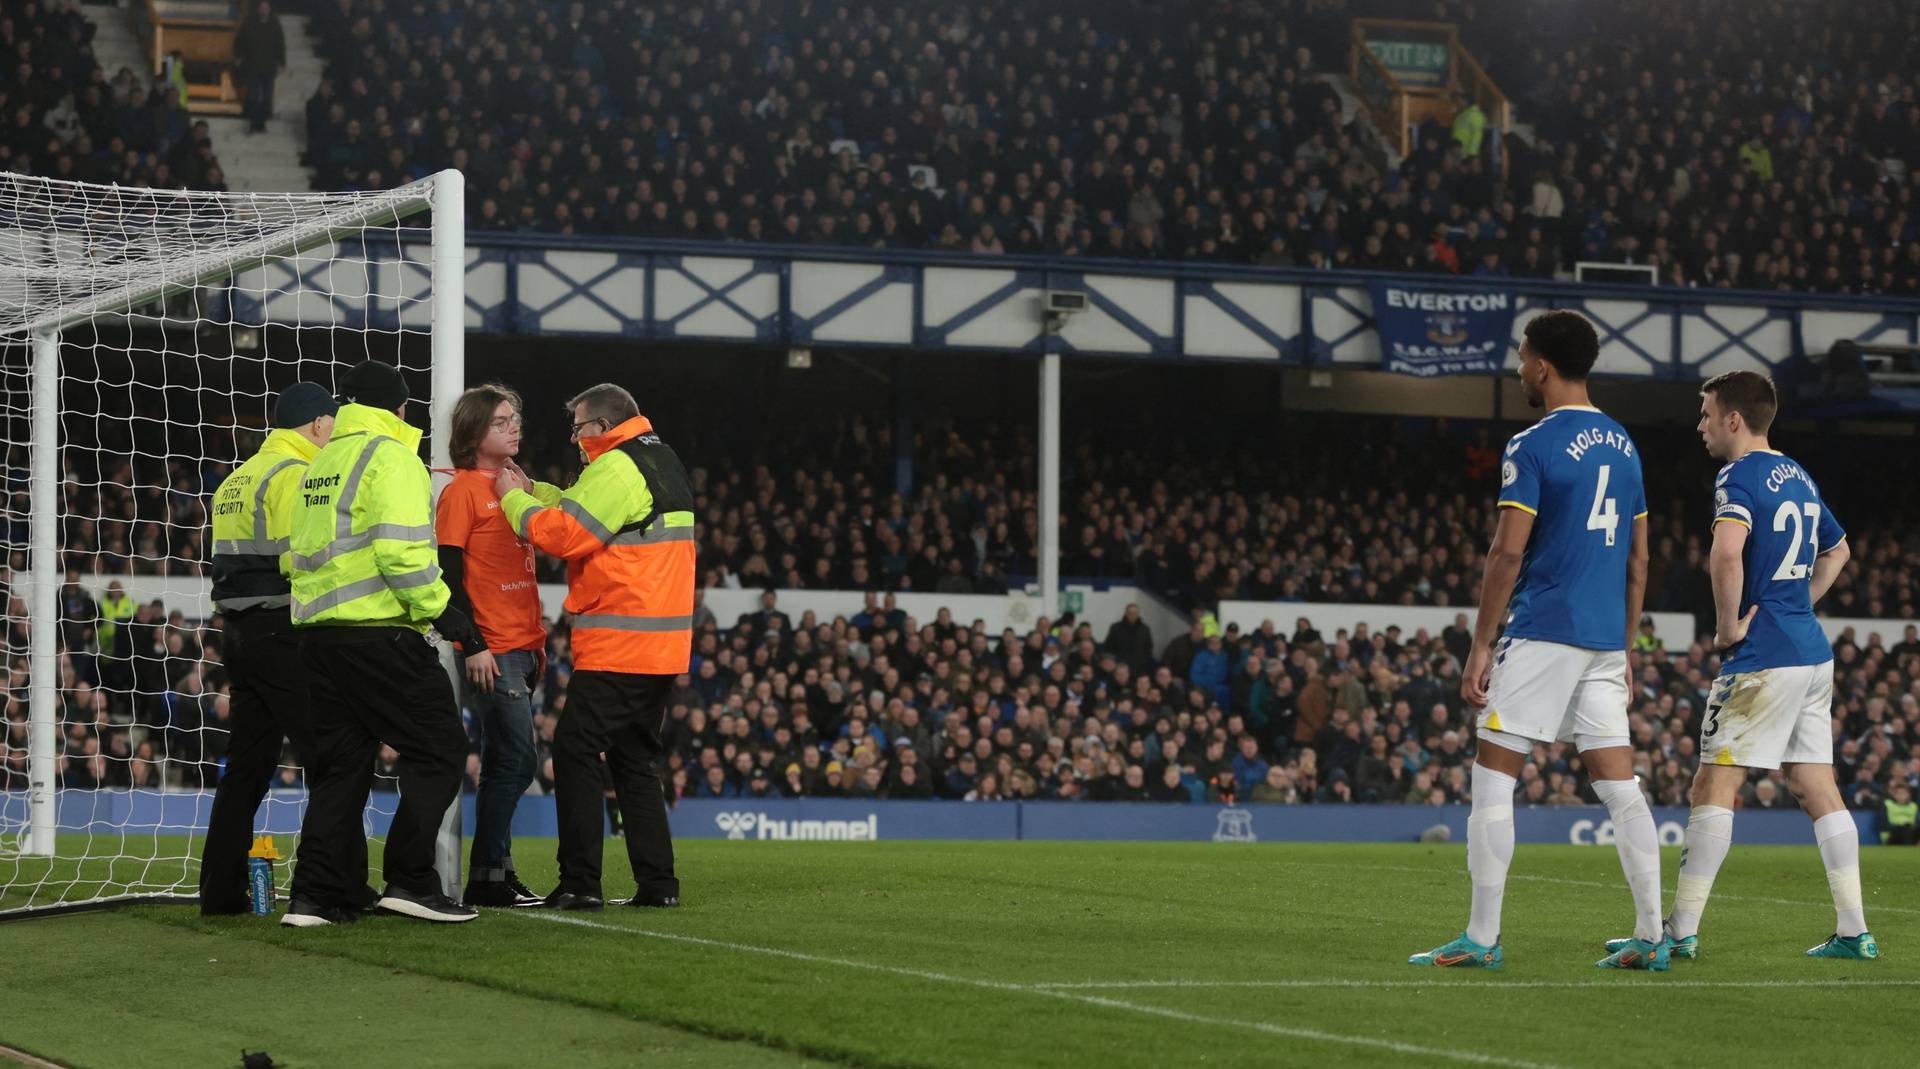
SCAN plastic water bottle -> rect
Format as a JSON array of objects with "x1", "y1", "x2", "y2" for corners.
[{"x1": 247, "y1": 835, "x2": 280, "y2": 916}]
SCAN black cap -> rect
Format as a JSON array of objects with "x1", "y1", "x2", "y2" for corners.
[
  {"x1": 337, "y1": 359, "x2": 409, "y2": 410},
  {"x1": 272, "y1": 382, "x2": 338, "y2": 429}
]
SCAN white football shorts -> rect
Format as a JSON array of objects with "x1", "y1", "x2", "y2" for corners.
[
  {"x1": 1700, "y1": 661, "x2": 1834, "y2": 770},
  {"x1": 1476, "y1": 637, "x2": 1629, "y2": 748}
]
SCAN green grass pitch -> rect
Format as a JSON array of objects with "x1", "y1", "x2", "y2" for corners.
[{"x1": 3, "y1": 840, "x2": 1915, "y2": 1068}]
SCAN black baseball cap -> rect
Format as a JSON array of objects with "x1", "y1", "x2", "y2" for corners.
[{"x1": 272, "y1": 382, "x2": 338, "y2": 429}]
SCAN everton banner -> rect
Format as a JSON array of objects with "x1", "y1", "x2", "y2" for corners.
[{"x1": 1368, "y1": 281, "x2": 1517, "y2": 377}]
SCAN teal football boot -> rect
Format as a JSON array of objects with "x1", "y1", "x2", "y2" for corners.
[
  {"x1": 1409, "y1": 932, "x2": 1503, "y2": 969},
  {"x1": 1806, "y1": 932, "x2": 1879, "y2": 960},
  {"x1": 1596, "y1": 935, "x2": 1671, "y2": 971},
  {"x1": 1607, "y1": 921, "x2": 1697, "y2": 960}
]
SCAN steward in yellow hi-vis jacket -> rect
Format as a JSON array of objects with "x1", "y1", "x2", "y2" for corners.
[
  {"x1": 200, "y1": 383, "x2": 337, "y2": 916},
  {"x1": 282, "y1": 359, "x2": 482, "y2": 928},
  {"x1": 494, "y1": 382, "x2": 694, "y2": 910}
]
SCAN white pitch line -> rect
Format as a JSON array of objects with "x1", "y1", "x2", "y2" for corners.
[
  {"x1": 516, "y1": 911, "x2": 1563, "y2": 1069},
  {"x1": 1026, "y1": 978, "x2": 1920, "y2": 991},
  {"x1": 1332, "y1": 861, "x2": 1920, "y2": 917}
]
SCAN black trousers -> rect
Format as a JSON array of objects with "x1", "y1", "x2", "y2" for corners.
[
  {"x1": 553, "y1": 670, "x2": 678, "y2": 900},
  {"x1": 200, "y1": 609, "x2": 322, "y2": 911},
  {"x1": 291, "y1": 626, "x2": 465, "y2": 905}
]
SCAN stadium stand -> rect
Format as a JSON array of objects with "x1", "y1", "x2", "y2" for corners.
[
  {"x1": 14, "y1": 0, "x2": 1919, "y2": 293},
  {"x1": 7, "y1": 567, "x2": 1916, "y2": 814},
  {"x1": 1462, "y1": 0, "x2": 1920, "y2": 293},
  {"x1": 290, "y1": 0, "x2": 1920, "y2": 293},
  {"x1": 2, "y1": 0, "x2": 1915, "y2": 842},
  {"x1": 0, "y1": 0, "x2": 230, "y2": 191},
  {"x1": 7, "y1": 410, "x2": 1916, "y2": 813},
  {"x1": 31, "y1": 410, "x2": 1920, "y2": 621}
]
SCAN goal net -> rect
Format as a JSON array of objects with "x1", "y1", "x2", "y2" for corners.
[{"x1": 0, "y1": 169, "x2": 466, "y2": 915}]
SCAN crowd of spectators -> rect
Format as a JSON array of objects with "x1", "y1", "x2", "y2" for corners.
[
  {"x1": 645, "y1": 594, "x2": 1920, "y2": 822},
  {"x1": 662, "y1": 413, "x2": 1920, "y2": 628},
  {"x1": 2, "y1": 571, "x2": 230, "y2": 793},
  {"x1": 49, "y1": 404, "x2": 1910, "y2": 627},
  {"x1": 18, "y1": 405, "x2": 1920, "y2": 627},
  {"x1": 293, "y1": 0, "x2": 1920, "y2": 296},
  {"x1": 7, "y1": 0, "x2": 1920, "y2": 297},
  {"x1": 7, "y1": 567, "x2": 1918, "y2": 833},
  {"x1": 3, "y1": 401, "x2": 1916, "y2": 830},
  {"x1": 0, "y1": 0, "x2": 229, "y2": 192},
  {"x1": 1459, "y1": 0, "x2": 1920, "y2": 294}
]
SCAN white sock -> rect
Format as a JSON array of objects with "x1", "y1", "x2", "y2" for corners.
[
  {"x1": 1466, "y1": 763, "x2": 1517, "y2": 946},
  {"x1": 1813, "y1": 811, "x2": 1867, "y2": 937},
  {"x1": 1670, "y1": 805, "x2": 1733, "y2": 939},
  {"x1": 1593, "y1": 777, "x2": 1663, "y2": 943}
]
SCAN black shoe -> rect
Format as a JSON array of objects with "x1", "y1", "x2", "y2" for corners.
[
  {"x1": 465, "y1": 876, "x2": 545, "y2": 908},
  {"x1": 505, "y1": 872, "x2": 546, "y2": 907},
  {"x1": 542, "y1": 891, "x2": 604, "y2": 912},
  {"x1": 352, "y1": 884, "x2": 383, "y2": 913},
  {"x1": 280, "y1": 898, "x2": 360, "y2": 928},
  {"x1": 377, "y1": 884, "x2": 479, "y2": 923},
  {"x1": 622, "y1": 893, "x2": 680, "y2": 909}
]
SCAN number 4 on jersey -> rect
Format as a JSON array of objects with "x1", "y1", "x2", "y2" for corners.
[{"x1": 1587, "y1": 464, "x2": 1619, "y2": 547}]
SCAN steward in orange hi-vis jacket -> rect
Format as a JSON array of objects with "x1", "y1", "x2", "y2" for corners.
[{"x1": 495, "y1": 383, "x2": 694, "y2": 911}]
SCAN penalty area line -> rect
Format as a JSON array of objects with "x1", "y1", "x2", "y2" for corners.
[{"x1": 514, "y1": 910, "x2": 1564, "y2": 1069}]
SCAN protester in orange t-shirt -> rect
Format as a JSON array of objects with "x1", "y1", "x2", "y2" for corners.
[{"x1": 437, "y1": 383, "x2": 560, "y2": 908}]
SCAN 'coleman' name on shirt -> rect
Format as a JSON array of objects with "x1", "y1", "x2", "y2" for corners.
[
  {"x1": 1564, "y1": 427, "x2": 1634, "y2": 462},
  {"x1": 1764, "y1": 461, "x2": 1813, "y2": 493},
  {"x1": 301, "y1": 471, "x2": 342, "y2": 507}
]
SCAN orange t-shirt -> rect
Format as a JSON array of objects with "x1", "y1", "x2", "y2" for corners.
[{"x1": 436, "y1": 468, "x2": 544, "y2": 653}]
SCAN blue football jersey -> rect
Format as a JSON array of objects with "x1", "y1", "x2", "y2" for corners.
[
  {"x1": 1712, "y1": 449, "x2": 1844, "y2": 673},
  {"x1": 1496, "y1": 405, "x2": 1647, "y2": 651}
]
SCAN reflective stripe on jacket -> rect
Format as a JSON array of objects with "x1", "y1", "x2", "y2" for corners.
[
  {"x1": 210, "y1": 428, "x2": 318, "y2": 612},
  {"x1": 502, "y1": 415, "x2": 695, "y2": 674},
  {"x1": 288, "y1": 403, "x2": 448, "y2": 630}
]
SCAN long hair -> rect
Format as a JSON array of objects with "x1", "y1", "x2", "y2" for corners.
[{"x1": 449, "y1": 382, "x2": 523, "y2": 469}]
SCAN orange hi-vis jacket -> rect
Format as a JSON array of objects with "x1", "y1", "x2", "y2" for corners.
[{"x1": 500, "y1": 415, "x2": 696, "y2": 675}]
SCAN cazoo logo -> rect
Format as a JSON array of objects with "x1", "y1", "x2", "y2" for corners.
[
  {"x1": 714, "y1": 811, "x2": 879, "y2": 841},
  {"x1": 1569, "y1": 819, "x2": 1686, "y2": 846}
]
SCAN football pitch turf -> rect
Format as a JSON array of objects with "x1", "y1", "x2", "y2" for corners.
[{"x1": 3, "y1": 841, "x2": 1914, "y2": 1068}]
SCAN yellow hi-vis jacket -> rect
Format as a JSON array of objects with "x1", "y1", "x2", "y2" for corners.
[
  {"x1": 288, "y1": 403, "x2": 449, "y2": 630},
  {"x1": 97, "y1": 590, "x2": 137, "y2": 656},
  {"x1": 210, "y1": 428, "x2": 318, "y2": 613}
]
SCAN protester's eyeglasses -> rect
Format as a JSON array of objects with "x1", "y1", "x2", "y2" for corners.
[
  {"x1": 490, "y1": 414, "x2": 523, "y2": 430},
  {"x1": 570, "y1": 417, "x2": 609, "y2": 438}
]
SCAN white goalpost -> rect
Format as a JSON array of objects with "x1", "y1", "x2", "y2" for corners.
[{"x1": 0, "y1": 169, "x2": 466, "y2": 915}]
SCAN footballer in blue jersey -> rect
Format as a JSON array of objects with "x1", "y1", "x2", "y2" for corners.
[
  {"x1": 1638, "y1": 370, "x2": 1875, "y2": 960},
  {"x1": 1709, "y1": 449, "x2": 1844, "y2": 677},
  {"x1": 1497, "y1": 404, "x2": 1648, "y2": 652},
  {"x1": 1412, "y1": 311, "x2": 1669, "y2": 974}
]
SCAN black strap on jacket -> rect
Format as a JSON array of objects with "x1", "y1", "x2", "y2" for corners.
[{"x1": 612, "y1": 433, "x2": 694, "y2": 539}]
